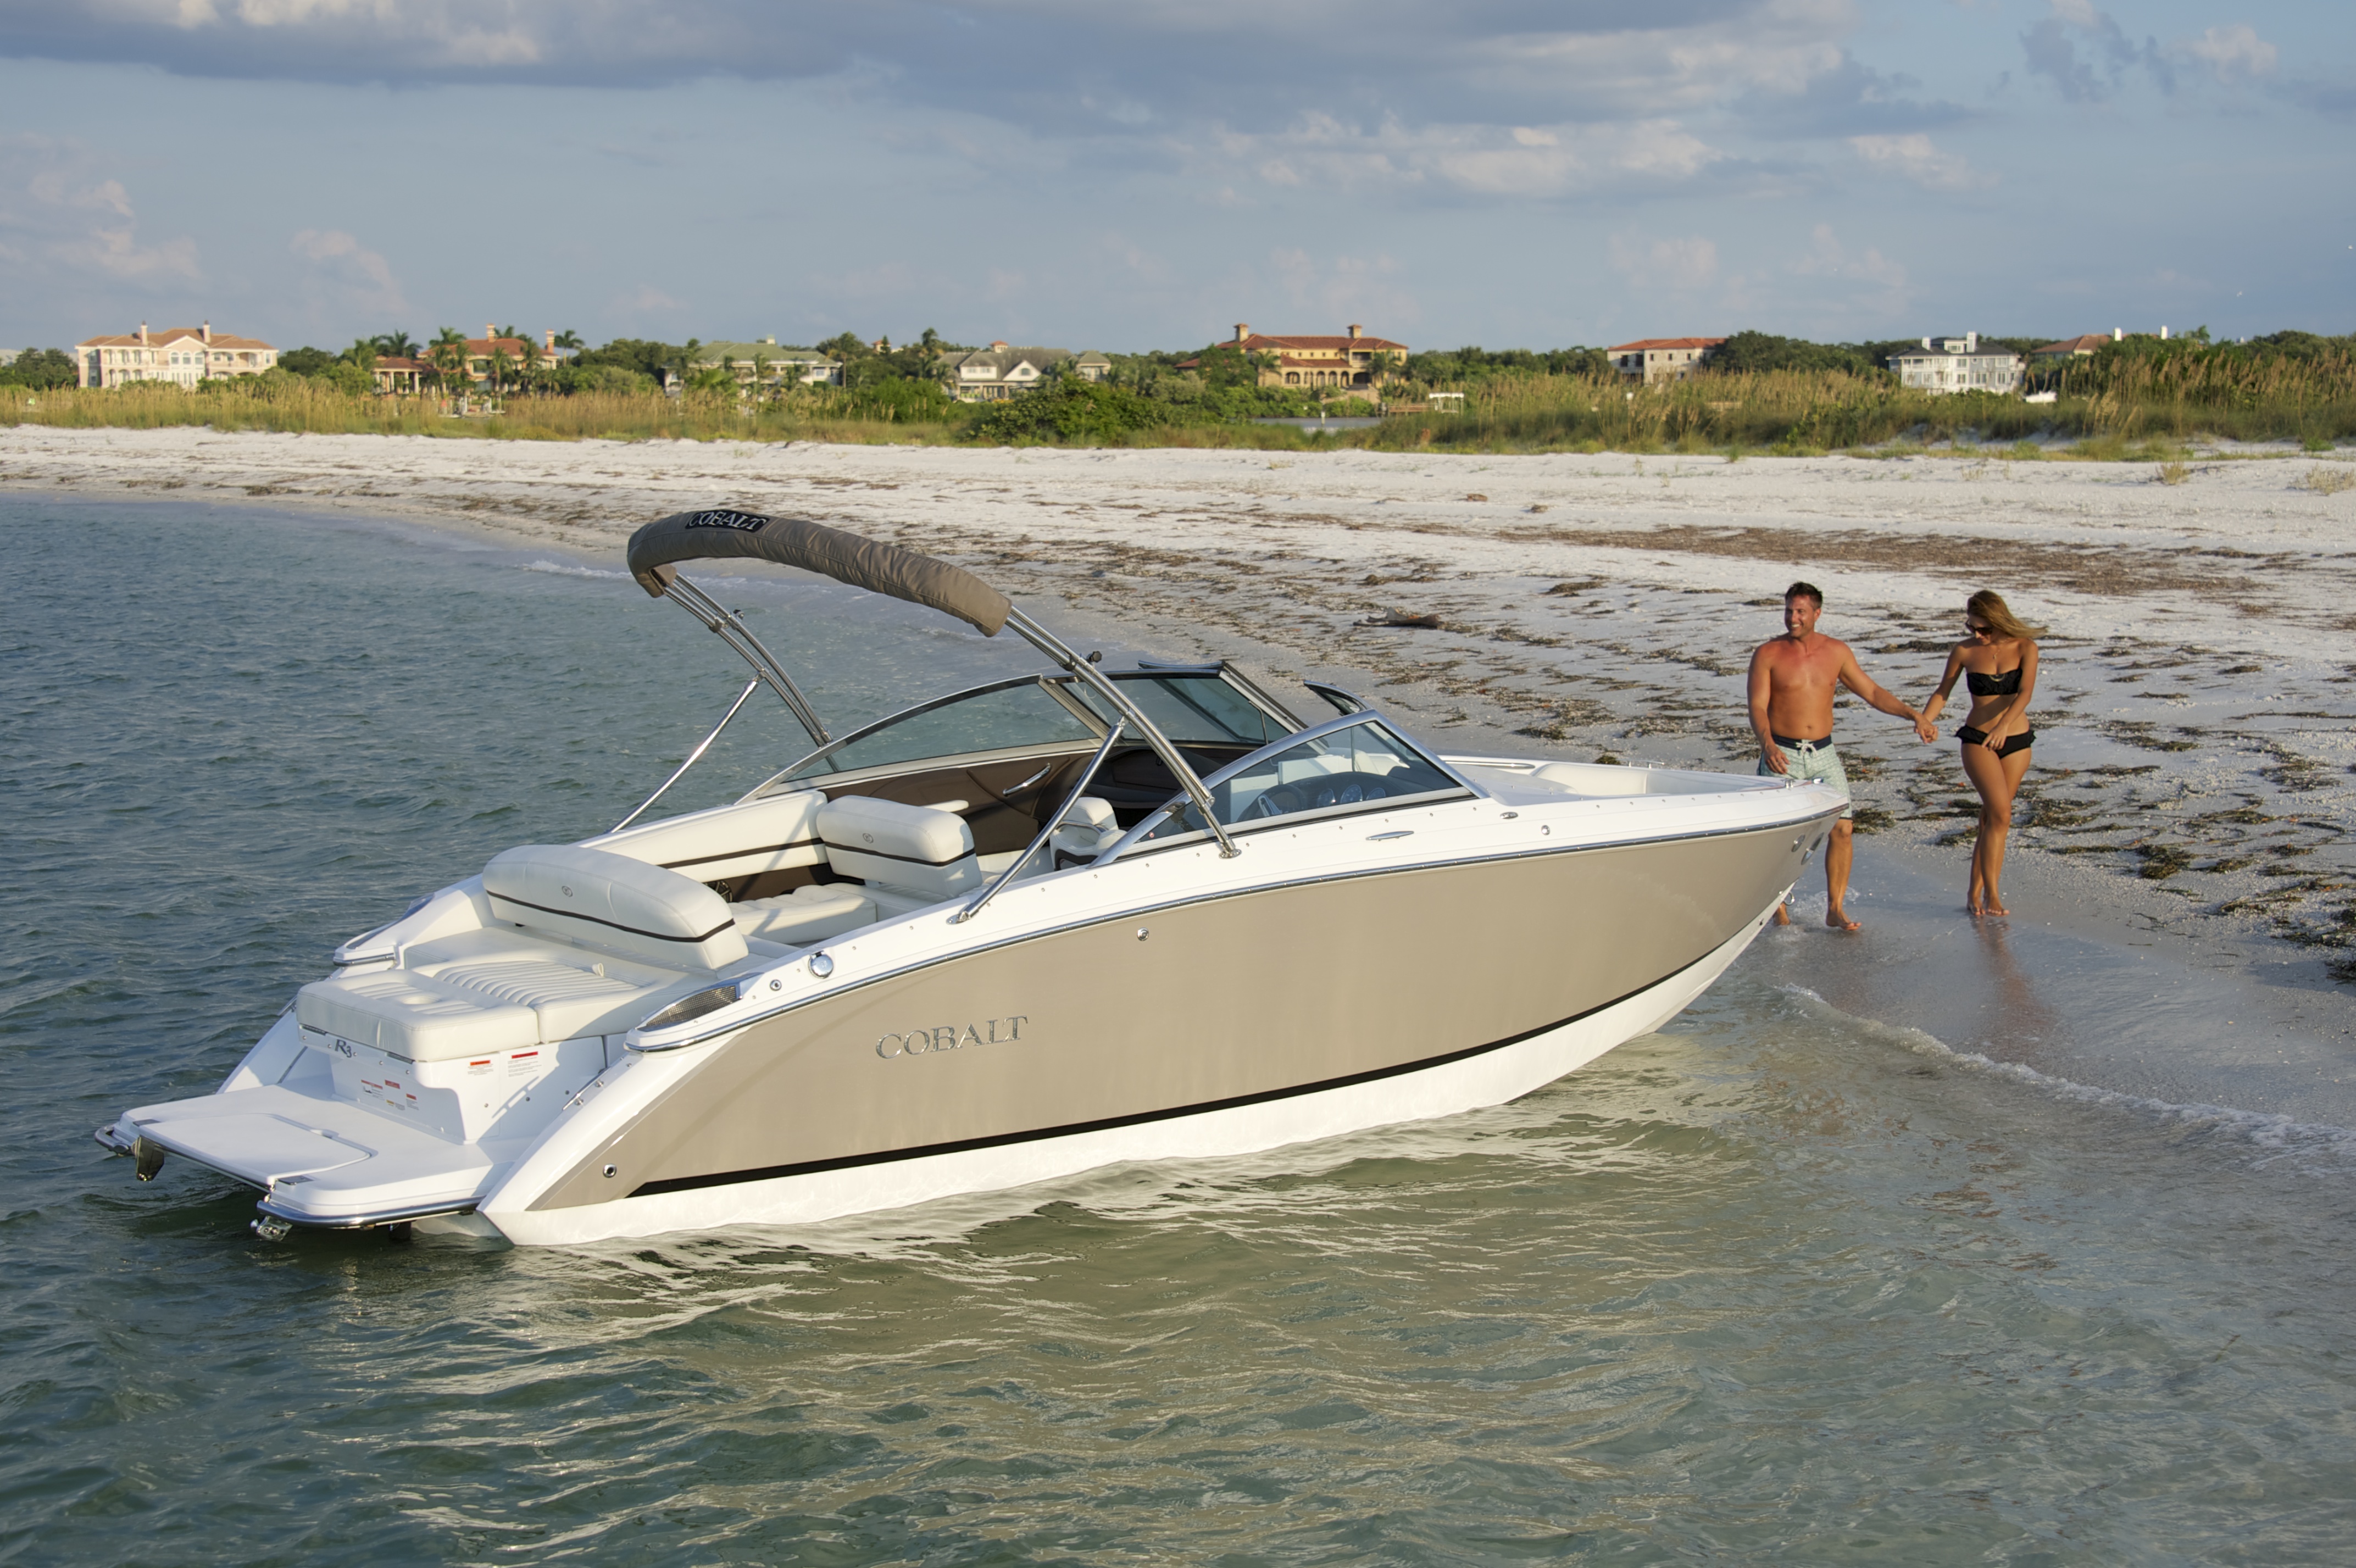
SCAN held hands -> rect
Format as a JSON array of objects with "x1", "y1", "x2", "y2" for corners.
[{"x1": 1911, "y1": 708, "x2": 1937, "y2": 744}]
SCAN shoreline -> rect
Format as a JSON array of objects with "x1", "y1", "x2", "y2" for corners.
[{"x1": 8, "y1": 427, "x2": 2352, "y2": 1119}]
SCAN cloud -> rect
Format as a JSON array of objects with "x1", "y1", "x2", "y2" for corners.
[
  {"x1": 1, "y1": 1, "x2": 1860, "y2": 137},
  {"x1": 1208, "y1": 112, "x2": 1724, "y2": 201},
  {"x1": 1732, "y1": 54, "x2": 1976, "y2": 138},
  {"x1": 607, "y1": 283, "x2": 684, "y2": 315},
  {"x1": 2178, "y1": 24, "x2": 2276, "y2": 85},
  {"x1": 1790, "y1": 223, "x2": 1905, "y2": 287},
  {"x1": 289, "y1": 226, "x2": 408, "y2": 315},
  {"x1": 0, "y1": 135, "x2": 202, "y2": 282},
  {"x1": 2019, "y1": 0, "x2": 2166, "y2": 104},
  {"x1": 1847, "y1": 132, "x2": 1993, "y2": 190},
  {"x1": 1609, "y1": 234, "x2": 1720, "y2": 292},
  {"x1": 1268, "y1": 247, "x2": 1419, "y2": 328}
]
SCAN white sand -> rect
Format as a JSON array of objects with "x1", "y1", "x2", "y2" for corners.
[{"x1": 8, "y1": 425, "x2": 2354, "y2": 1059}]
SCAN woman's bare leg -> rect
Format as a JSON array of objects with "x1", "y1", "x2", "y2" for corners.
[{"x1": 1962, "y1": 743, "x2": 2029, "y2": 915}]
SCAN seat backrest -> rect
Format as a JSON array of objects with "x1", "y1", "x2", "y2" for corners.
[
  {"x1": 1048, "y1": 795, "x2": 1120, "y2": 865},
  {"x1": 586, "y1": 791, "x2": 828, "y2": 885},
  {"x1": 815, "y1": 796, "x2": 981, "y2": 902},
  {"x1": 483, "y1": 844, "x2": 748, "y2": 971}
]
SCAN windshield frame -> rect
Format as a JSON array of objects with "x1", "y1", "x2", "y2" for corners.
[
  {"x1": 743, "y1": 667, "x2": 1300, "y2": 800},
  {"x1": 1100, "y1": 711, "x2": 1485, "y2": 860}
]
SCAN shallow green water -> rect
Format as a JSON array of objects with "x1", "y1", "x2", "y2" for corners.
[{"x1": 4, "y1": 498, "x2": 2351, "y2": 1565}]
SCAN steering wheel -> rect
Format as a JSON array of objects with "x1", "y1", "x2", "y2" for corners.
[{"x1": 1239, "y1": 784, "x2": 1305, "y2": 820}]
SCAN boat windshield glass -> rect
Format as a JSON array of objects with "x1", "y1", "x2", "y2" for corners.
[
  {"x1": 1070, "y1": 674, "x2": 1290, "y2": 747},
  {"x1": 776, "y1": 680, "x2": 1097, "y2": 781},
  {"x1": 1137, "y1": 719, "x2": 1463, "y2": 843}
]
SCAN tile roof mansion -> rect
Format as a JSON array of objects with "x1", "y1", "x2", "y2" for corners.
[
  {"x1": 76, "y1": 322, "x2": 276, "y2": 388},
  {"x1": 1225, "y1": 325, "x2": 1408, "y2": 390}
]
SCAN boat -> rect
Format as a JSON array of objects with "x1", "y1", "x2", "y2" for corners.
[{"x1": 96, "y1": 510, "x2": 1846, "y2": 1245}]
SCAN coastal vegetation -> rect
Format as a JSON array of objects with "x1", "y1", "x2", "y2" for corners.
[{"x1": 7, "y1": 326, "x2": 2350, "y2": 455}]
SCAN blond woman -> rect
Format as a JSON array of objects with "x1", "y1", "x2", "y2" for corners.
[{"x1": 1921, "y1": 590, "x2": 2045, "y2": 916}]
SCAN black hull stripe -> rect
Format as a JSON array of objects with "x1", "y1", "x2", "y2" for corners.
[
  {"x1": 488, "y1": 893, "x2": 736, "y2": 946},
  {"x1": 626, "y1": 943, "x2": 1717, "y2": 1199}
]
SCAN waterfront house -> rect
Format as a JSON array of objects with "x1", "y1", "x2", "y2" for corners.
[
  {"x1": 76, "y1": 322, "x2": 276, "y2": 388},
  {"x1": 690, "y1": 338, "x2": 843, "y2": 390},
  {"x1": 452, "y1": 327, "x2": 543, "y2": 385},
  {"x1": 1607, "y1": 338, "x2": 1725, "y2": 384},
  {"x1": 2032, "y1": 333, "x2": 2114, "y2": 361},
  {"x1": 1890, "y1": 333, "x2": 2024, "y2": 394},
  {"x1": 1208, "y1": 325, "x2": 1408, "y2": 392},
  {"x1": 371, "y1": 356, "x2": 429, "y2": 393},
  {"x1": 943, "y1": 344, "x2": 1076, "y2": 402}
]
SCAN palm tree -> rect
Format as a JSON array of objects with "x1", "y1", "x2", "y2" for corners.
[
  {"x1": 373, "y1": 330, "x2": 419, "y2": 360},
  {"x1": 426, "y1": 327, "x2": 468, "y2": 392},
  {"x1": 665, "y1": 338, "x2": 705, "y2": 393},
  {"x1": 551, "y1": 329, "x2": 583, "y2": 356},
  {"x1": 517, "y1": 334, "x2": 544, "y2": 391}
]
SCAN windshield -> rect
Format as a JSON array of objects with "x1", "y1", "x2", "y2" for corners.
[
  {"x1": 765, "y1": 669, "x2": 1290, "y2": 789},
  {"x1": 1073, "y1": 674, "x2": 1290, "y2": 747},
  {"x1": 774, "y1": 679, "x2": 1097, "y2": 782},
  {"x1": 1137, "y1": 719, "x2": 1465, "y2": 844}
]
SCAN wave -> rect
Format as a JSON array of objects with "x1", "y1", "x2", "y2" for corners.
[
  {"x1": 1779, "y1": 983, "x2": 2356, "y2": 1172},
  {"x1": 520, "y1": 558, "x2": 631, "y2": 580}
]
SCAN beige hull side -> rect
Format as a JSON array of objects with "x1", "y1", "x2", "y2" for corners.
[{"x1": 534, "y1": 820, "x2": 1821, "y2": 1211}]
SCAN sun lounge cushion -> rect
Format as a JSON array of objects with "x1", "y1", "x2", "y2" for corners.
[
  {"x1": 587, "y1": 791, "x2": 829, "y2": 885},
  {"x1": 1531, "y1": 762, "x2": 1649, "y2": 797},
  {"x1": 417, "y1": 954, "x2": 675, "y2": 1041},
  {"x1": 482, "y1": 844, "x2": 748, "y2": 970},
  {"x1": 297, "y1": 970, "x2": 540, "y2": 1063},
  {"x1": 814, "y1": 797, "x2": 982, "y2": 902},
  {"x1": 732, "y1": 884, "x2": 877, "y2": 944}
]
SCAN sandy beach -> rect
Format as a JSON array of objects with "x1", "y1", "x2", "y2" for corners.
[{"x1": 9, "y1": 424, "x2": 2354, "y2": 1115}]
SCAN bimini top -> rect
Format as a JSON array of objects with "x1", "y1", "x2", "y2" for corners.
[{"x1": 626, "y1": 509, "x2": 1013, "y2": 637}]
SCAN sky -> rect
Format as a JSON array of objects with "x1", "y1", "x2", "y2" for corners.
[{"x1": 1, "y1": 1, "x2": 2349, "y2": 356}]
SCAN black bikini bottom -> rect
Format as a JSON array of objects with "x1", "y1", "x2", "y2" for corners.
[{"x1": 1958, "y1": 726, "x2": 2035, "y2": 758}]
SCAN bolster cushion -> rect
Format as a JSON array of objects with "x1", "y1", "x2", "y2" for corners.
[
  {"x1": 587, "y1": 790, "x2": 829, "y2": 885},
  {"x1": 482, "y1": 844, "x2": 748, "y2": 970},
  {"x1": 815, "y1": 796, "x2": 981, "y2": 900}
]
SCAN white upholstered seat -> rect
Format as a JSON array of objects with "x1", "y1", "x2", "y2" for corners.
[
  {"x1": 482, "y1": 843, "x2": 748, "y2": 970},
  {"x1": 814, "y1": 797, "x2": 982, "y2": 913},
  {"x1": 587, "y1": 791, "x2": 830, "y2": 885},
  {"x1": 731, "y1": 883, "x2": 878, "y2": 944},
  {"x1": 297, "y1": 970, "x2": 542, "y2": 1063}
]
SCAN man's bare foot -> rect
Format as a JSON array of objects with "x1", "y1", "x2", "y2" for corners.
[
  {"x1": 1967, "y1": 898, "x2": 1985, "y2": 917},
  {"x1": 1772, "y1": 903, "x2": 1792, "y2": 926},
  {"x1": 1825, "y1": 907, "x2": 1863, "y2": 932}
]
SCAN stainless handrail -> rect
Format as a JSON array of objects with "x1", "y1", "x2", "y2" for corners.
[
  {"x1": 661, "y1": 573, "x2": 832, "y2": 749},
  {"x1": 609, "y1": 677, "x2": 761, "y2": 833},
  {"x1": 950, "y1": 721, "x2": 1123, "y2": 925},
  {"x1": 1002, "y1": 607, "x2": 1240, "y2": 858}
]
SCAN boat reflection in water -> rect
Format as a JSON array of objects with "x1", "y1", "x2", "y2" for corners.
[{"x1": 98, "y1": 512, "x2": 1846, "y2": 1245}]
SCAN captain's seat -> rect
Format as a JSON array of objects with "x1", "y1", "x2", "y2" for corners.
[
  {"x1": 814, "y1": 796, "x2": 983, "y2": 917},
  {"x1": 1050, "y1": 796, "x2": 1121, "y2": 867}
]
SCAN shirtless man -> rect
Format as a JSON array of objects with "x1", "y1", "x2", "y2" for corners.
[{"x1": 1747, "y1": 581, "x2": 1936, "y2": 930}]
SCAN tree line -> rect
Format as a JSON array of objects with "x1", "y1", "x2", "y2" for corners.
[{"x1": 11, "y1": 323, "x2": 2347, "y2": 418}]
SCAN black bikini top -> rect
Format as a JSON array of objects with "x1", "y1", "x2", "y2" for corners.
[{"x1": 1966, "y1": 666, "x2": 2022, "y2": 697}]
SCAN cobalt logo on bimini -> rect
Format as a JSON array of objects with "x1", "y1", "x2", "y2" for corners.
[{"x1": 683, "y1": 509, "x2": 768, "y2": 532}]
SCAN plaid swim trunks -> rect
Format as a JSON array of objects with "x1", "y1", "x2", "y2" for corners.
[{"x1": 1759, "y1": 737, "x2": 1852, "y2": 819}]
